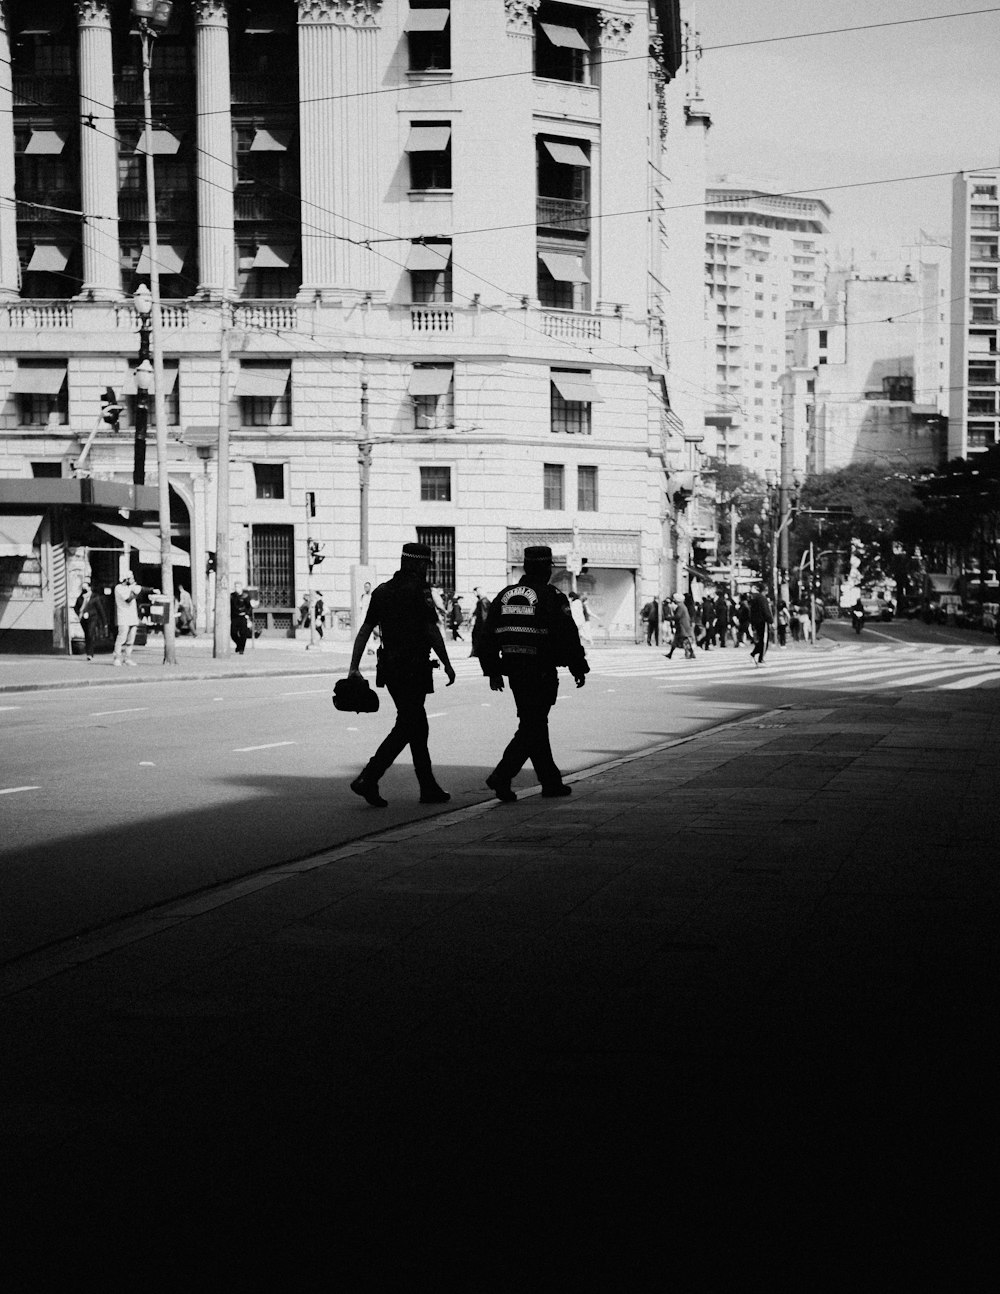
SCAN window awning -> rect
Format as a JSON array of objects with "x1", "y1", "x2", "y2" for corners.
[
  {"x1": 92, "y1": 522, "x2": 190, "y2": 567},
  {"x1": 538, "y1": 251, "x2": 589, "y2": 283},
  {"x1": 250, "y1": 128, "x2": 292, "y2": 152},
  {"x1": 541, "y1": 139, "x2": 590, "y2": 168},
  {"x1": 9, "y1": 364, "x2": 67, "y2": 396},
  {"x1": 234, "y1": 366, "x2": 291, "y2": 398},
  {"x1": 134, "y1": 129, "x2": 182, "y2": 155},
  {"x1": 540, "y1": 22, "x2": 589, "y2": 51},
  {"x1": 20, "y1": 1, "x2": 65, "y2": 35},
  {"x1": 0, "y1": 514, "x2": 43, "y2": 558},
  {"x1": 27, "y1": 244, "x2": 72, "y2": 272},
  {"x1": 408, "y1": 366, "x2": 453, "y2": 396},
  {"x1": 551, "y1": 372, "x2": 602, "y2": 403},
  {"x1": 406, "y1": 242, "x2": 452, "y2": 270},
  {"x1": 405, "y1": 124, "x2": 452, "y2": 152},
  {"x1": 252, "y1": 244, "x2": 297, "y2": 269},
  {"x1": 123, "y1": 364, "x2": 179, "y2": 396},
  {"x1": 405, "y1": 8, "x2": 450, "y2": 31},
  {"x1": 24, "y1": 129, "x2": 67, "y2": 155},
  {"x1": 137, "y1": 245, "x2": 187, "y2": 275}
]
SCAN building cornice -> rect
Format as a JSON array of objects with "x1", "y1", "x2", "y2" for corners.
[{"x1": 298, "y1": 0, "x2": 383, "y2": 25}]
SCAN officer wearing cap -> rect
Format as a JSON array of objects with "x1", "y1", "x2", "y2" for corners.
[
  {"x1": 347, "y1": 541, "x2": 456, "y2": 807},
  {"x1": 478, "y1": 545, "x2": 589, "y2": 802}
]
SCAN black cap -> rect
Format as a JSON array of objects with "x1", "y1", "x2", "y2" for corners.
[
  {"x1": 401, "y1": 542, "x2": 433, "y2": 561},
  {"x1": 524, "y1": 545, "x2": 553, "y2": 563}
]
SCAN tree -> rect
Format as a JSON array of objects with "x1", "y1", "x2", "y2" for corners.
[{"x1": 701, "y1": 458, "x2": 769, "y2": 570}]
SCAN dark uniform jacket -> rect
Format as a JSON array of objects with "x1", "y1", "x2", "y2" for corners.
[
  {"x1": 478, "y1": 580, "x2": 588, "y2": 680},
  {"x1": 749, "y1": 591, "x2": 773, "y2": 628},
  {"x1": 366, "y1": 570, "x2": 439, "y2": 691}
]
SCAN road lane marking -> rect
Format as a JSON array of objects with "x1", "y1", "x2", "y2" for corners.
[
  {"x1": 0, "y1": 705, "x2": 22, "y2": 712},
  {"x1": 233, "y1": 741, "x2": 297, "y2": 752},
  {"x1": 91, "y1": 707, "x2": 149, "y2": 717},
  {"x1": 427, "y1": 712, "x2": 446, "y2": 719},
  {"x1": 0, "y1": 786, "x2": 40, "y2": 796},
  {"x1": 279, "y1": 688, "x2": 328, "y2": 696}
]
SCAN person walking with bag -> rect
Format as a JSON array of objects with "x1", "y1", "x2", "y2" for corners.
[
  {"x1": 748, "y1": 580, "x2": 773, "y2": 665},
  {"x1": 479, "y1": 545, "x2": 588, "y2": 802},
  {"x1": 347, "y1": 542, "x2": 455, "y2": 808},
  {"x1": 230, "y1": 582, "x2": 254, "y2": 655},
  {"x1": 665, "y1": 594, "x2": 694, "y2": 660}
]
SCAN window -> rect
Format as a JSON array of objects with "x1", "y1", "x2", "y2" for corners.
[
  {"x1": 883, "y1": 376, "x2": 914, "y2": 402},
  {"x1": 406, "y1": 121, "x2": 452, "y2": 190},
  {"x1": 10, "y1": 362, "x2": 68, "y2": 426},
  {"x1": 406, "y1": 2, "x2": 450, "y2": 71},
  {"x1": 537, "y1": 244, "x2": 590, "y2": 310},
  {"x1": 550, "y1": 369, "x2": 599, "y2": 434},
  {"x1": 971, "y1": 208, "x2": 1000, "y2": 230},
  {"x1": 234, "y1": 363, "x2": 292, "y2": 427},
  {"x1": 237, "y1": 241, "x2": 301, "y2": 299},
  {"x1": 409, "y1": 364, "x2": 454, "y2": 429},
  {"x1": 818, "y1": 330, "x2": 828, "y2": 347},
  {"x1": 543, "y1": 463, "x2": 565, "y2": 510},
  {"x1": 30, "y1": 461, "x2": 62, "y2": 477},
  {"x1": 971, "y1": 273, "x2": 999, "y2": 293},
  {"x1": 534, "y1": 4, "x2": 593, "y2": 83},
  {"x1": 251, "y1": 523, "x2": 295, "y2": 608},
  {"x1": 973, "y1": 184, "x2": 998, "y2": 198},
  {"x1": 419, "y1": 466, "x2": 451, "y2": 501},
  {"x1": 416, "y1": 526, "x2": 455, "y2": 592},
  {"x1": 254, "y1": 463, "x2": 285, "y2": 499},
  {"x1": 967, "y1": 423, "x2": 995, "y2": 449},
  {"x1": 971, "y1": 238, "x2": 999, "y2": 261},
  {"x1": 407, "y1": 240, "x2": 452, "y2": 301},
  {"x1": 577, "y1": 465, "x2": 598, "y2": 512},
  {"x1": 969, "y1": 395, "x2": 997, "y2": 415},
  {"x1": 537, "y1": 135, "x2": 590, "y2": 234},
  {"x1": 969, "y1": 361, "x2": 997, "y2": 385}
]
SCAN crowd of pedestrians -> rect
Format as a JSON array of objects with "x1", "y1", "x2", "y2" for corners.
[{"x1": 642, "y1": 585, "x2": 824, "y2": 666}]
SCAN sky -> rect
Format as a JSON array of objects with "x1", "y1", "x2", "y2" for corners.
[{"x1": 693, "y1": 0, "x2": 1000, "y2": 263}]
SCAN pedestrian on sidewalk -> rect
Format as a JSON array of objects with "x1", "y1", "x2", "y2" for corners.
[
  {"x1": 665, "y1": 594, "x2": 694, "y2": 659},
  {"x1": 748, "y1": 580, "x2": 773, "y2": 665},
  {"x1": 641, "y1": 597, "x2": 660, "y2": 646},
  {"x1": 74, "y1": 579, "x2": 100, "y2": 659},
  {"x1": 447, "y1": 594, "x2": 464, "y2": 641},
  {"x1": 736, "y1": 593, "x2": 751, "y2": 645},
  {"x1": 776, "y1": 600, "x2": 790, "y2": 647},
  {"x1": 469, "y1": 586, "x2": 491, "y2": 658},
  {"x1": 348, "y1": 542, "x2": 456, "y2": 808},
  {"x1": 714, "y1": 587, "x2": 730, "y2": 647},
  {"x1": 313, "y1": 591, "x2": 326, "y2": 640},
  {"x1": 230, "y1": 582, "x2": 254, "y2": 655},
  {"x1": 112, "y1": 571, "x2": 152, "y2": 666},
  {"x1": 479, "y1": 545, "x2": 588, "y2": 802}
]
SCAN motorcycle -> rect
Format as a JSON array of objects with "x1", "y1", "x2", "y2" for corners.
[{"x1": 850, "y1": 604, "x2": 866, "y2": 636}]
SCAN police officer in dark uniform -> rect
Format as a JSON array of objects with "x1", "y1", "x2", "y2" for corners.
[
  {"x1": 347, "y1": 541, "x2": 456, "y2": 807},
  {"x1": 479, "y1": 545, "x2": 589, "y2": 802}
]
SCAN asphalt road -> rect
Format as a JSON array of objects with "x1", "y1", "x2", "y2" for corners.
[{"x1": 2, "y1": 615, "x2": 997, "y2": 961}]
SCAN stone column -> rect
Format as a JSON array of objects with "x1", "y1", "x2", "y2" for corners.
[
  {"x1": 0, "y1": 1, "x2": 21, "y2": 299},
  {"x1": 194, "y1": 0, "x2": 235, "y2": 297},
  {"x1": 76, "y1": 1, "x2": 122, "y2": 298},
  {"x1": 297, "y1": 0, "x2": 383, "y2": 300}
]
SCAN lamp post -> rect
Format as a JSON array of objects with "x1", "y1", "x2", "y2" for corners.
[
  {"x1": 132, "y1": 0, "x2": 176, "y2": 664},
  {"x1": 132, "y1": 284, "x2": 152, "y2": 488}
]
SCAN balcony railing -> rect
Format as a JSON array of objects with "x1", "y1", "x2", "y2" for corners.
[
  {"x1": 5, "y1": 301, "x2": 74, "y2": 329},
  {"x1": 410, "y1": 305, "x2": 454, "y2": 333},
  {"x1": 541, "y1": 310, "x2": 602, "y2": 340},
  {"x1": 15, "y1": 192, "x2": 81, "y2": 223},
  {"x1": 234, "y1": 191, "x2": 300, "y2": 223},
  {"x1": 536, "y1": 196, "x2": 590, "y2": 232},
  {"x1": 115, "y1": 74, "x2": 194, "y2": 107},
  {"x1": 233, "y1": 302, "x2": 298, "y2": 330},
  {"x1": 119, "y1": 190, "x2": 193, "y2": 222},
  {"x1": 230, "y1": 75, "x2": 298, "y2": 105},
  {"x1": 13, "y1": 75, "x2": 75, "y2": 107}
]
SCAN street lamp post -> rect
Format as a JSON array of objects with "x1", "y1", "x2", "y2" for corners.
[
  {"x1": 132, "y1": 0, "x2": 176, "y2": 665},
  {"x1": 132, "y1": 284, "x2": 152, "y2": 489}
]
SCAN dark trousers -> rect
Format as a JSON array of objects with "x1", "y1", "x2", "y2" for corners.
[
  {"x1": 492, "y1": 671, "x2": 561, "y2": 788},
  {"x1": 750, "y1": 624, "x2": 770, "y2": 661},
  {"x1": 80, "y1": 618, "x2": 98, "y2": 656},
  {"x1": 364, "y1": 673, "x2": 435, "y2": 789},
  {"x1": 230, "y1": 620, "x2": 249, "y2": 654}
]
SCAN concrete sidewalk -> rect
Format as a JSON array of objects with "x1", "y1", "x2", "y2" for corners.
[{"x1": 3, "y1": 685, "x2": 998, "y2": 1279}]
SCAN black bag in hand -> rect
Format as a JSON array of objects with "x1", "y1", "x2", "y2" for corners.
[{"x1": 332, "y1": 675, "x2": 380, "y2": 713}]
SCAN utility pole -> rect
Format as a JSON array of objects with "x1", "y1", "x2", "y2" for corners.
[{"x1": 358, "y1": 368, "x2": 371, "y2": 566}]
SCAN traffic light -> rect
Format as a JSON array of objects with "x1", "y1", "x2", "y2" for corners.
[
  {"x1": 306, "y1": 491, "x2": 316, "y2": 518},
  {"x1": 206, "y1": 551, "x2": 216, "y2": 576},
  {"x1": 101, "y1": 386, "x2": 122, "y2": 433},
  {"x1": 308, "y1": 539, "x2": 325, "y2": 571},
  {"x1": 580, "y1": 557, "x2": 589, "y2": 574}
]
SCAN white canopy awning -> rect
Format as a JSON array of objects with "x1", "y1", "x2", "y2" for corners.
[
  {"x1": 134, "y1": 129, "x2": 182, "y2": 155},
  {"x1": 409, "y1": 366, "x2": 453, "y2": 396},
  {"x1": 538, "y1": 251, "x2": 590, "y2": 283},
  {"x1": 24, "y1": 129, "x2": 67, "y2": 155},
  {"x1": 92, "y1": 522, "x2": 190, "y2": 567},
  {"x1": 9, "y1": 364, "x2": 67, "y2": 396},
  {"x1": 252, "y1": 244, "x2": 297, "y2": 269},
  {"x1": 540, "y1": 22, "x2": 589, "y2": 51},
  {"x1": 405, "y1": 8, "x2": 450, "y2": 31},
  {"x1": 405, "y1": 124, "x2": 452, "y2": 152},
  {"x1": 551, "y1": 372, "x2": 603, "y2": 403},
  {"x1": 541, "y1": 139, "x2": 590, "y2": 168},
  {"x1": 250, "y1": 128, "x2": 292, "y2": 152},
  {"x1": 27, "y1": 244, "x2": 72, "y2": 272},
  {"x1": 233, "y1": 366, "x2": 291, "y2": 398},
  {"x1": 0, "y1": 514, "x2": 43, "y2": 558},
  {"x1": 136, "y1": 245, "x2": 187, "y2": 275},
  {"x1": 406, "y1": 242, "x2": 452, "y2": 270}
]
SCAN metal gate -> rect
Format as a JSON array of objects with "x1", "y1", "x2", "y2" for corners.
[
  {"x1": 416, "y1": 526, "x2": 455, "y2": 594},
  {"x1": 251, "y1": 524, "x2": 295, "y2": 630}
]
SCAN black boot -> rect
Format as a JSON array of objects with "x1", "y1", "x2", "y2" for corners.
[{"x1": 351, "y1": 773, "x2": 387, "y2": 808}]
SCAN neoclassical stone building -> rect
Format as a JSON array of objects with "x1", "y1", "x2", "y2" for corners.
[{"x1": 0, "y1": 0, "x2": 705, "y2": 649}]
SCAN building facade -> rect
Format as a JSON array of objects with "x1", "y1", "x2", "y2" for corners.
[
  {"x1": 0, "y1": 0, "x2": 701, "y2": 650},
  {"x1": 948, "y1": 169, "x2": 1000, "y2": 460},
  {"x1": 703, "y1": 183, "x2": 830, "y2": 476},
  {"x1": 789, "y1": 263, "x2": 948, "y2": 477}
]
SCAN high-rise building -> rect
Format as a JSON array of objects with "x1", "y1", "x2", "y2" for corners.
[
  {"x1": 0, "y1": 1, "x2": 699, "y2": 651},
  {"x1": 949, "y1": 168, "x2": 1000, "y2": 459},
  {"x1": 703, "y1": 183, "x2": 830, "y2": 475}
]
